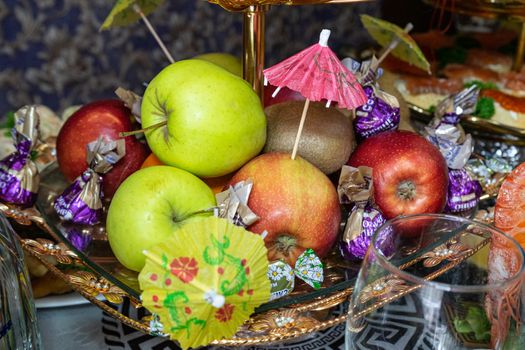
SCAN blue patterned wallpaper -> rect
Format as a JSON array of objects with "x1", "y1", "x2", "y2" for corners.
[{"x1": 0, "y1": 0, "x2": 379, "y2": 114}]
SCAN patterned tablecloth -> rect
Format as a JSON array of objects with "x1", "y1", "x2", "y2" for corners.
[{"x1": 37, "y1": 299, "x2": 346, "y2": 350}]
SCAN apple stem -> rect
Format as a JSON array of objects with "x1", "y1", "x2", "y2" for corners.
[
  {"x1": 119, "y1": 120, "x2": 167, "y2": 138},
  {"x1": 174, "y1": 207, "x2": 218, "y2": 223},
  {"x1": 291, "y1": 99, "x2": 310, "y2": 160}
]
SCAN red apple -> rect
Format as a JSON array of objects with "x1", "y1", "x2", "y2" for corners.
[
  {"x1": 56, "y1": 100, "x2": 150, "y2": 198},
  {"x1": 264, "y1": 84, "x2": 305, "y2": 108},
  {"x1": 228, "y1": 152, "x2": 341, "y2": 266},
  {"x1": 348, "y1": 130, "x2": 448, "y2": 219}
]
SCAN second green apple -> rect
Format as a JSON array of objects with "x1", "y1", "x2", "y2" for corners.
[{"x1": 141, "y1": 59, "x2": 266, "y2": 178}]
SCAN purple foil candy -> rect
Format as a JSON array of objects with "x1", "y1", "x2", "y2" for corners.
[
  {"x1": 65, "y1": 226, "x2": 92, "y2": 252},
  {"x1": 53, "y1": 137, "x2": 125, "y2": 225},
  {"x1": 0, "y1": 106, "x2": 40, "y2": 207},
  {"x1": 355, "y1": 86, "x2": 400, "y2": 139},
  {"x1": 340, "y1": 204, "x2": 391, "y2": 261},
  {"x1": 445, "y1": 168, "x2": 482, "y2": 213},
  {"x1": 54, "y1": 170, "x2": 102, "y2": 225}
]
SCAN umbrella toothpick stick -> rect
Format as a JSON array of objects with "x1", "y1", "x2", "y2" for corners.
[
  {"x1": 375, "y1": 22, "x2": 413, "y2": 68},
  {"x1": 132, "y1": 4, "x2": 175, "y2": 64},
  {"x1": 291, "y1": 99, "x2": 310, "y2": 160}
]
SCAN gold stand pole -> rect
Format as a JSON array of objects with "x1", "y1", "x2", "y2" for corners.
[
  {"x1": 243, "y1": 5, "x2": 268, "y2": 100},
  {"x1": 513, "y1": 21, "x2": 525, "y2": 71}
]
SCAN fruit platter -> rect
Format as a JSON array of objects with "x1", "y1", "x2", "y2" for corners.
[{"x1": 2, "y1": 0, "x2": 525, "y2": 349}]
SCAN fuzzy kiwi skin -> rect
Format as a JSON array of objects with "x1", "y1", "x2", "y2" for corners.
[{"x1": 263, "y1": 101, "x2": 355, "y2": 174}]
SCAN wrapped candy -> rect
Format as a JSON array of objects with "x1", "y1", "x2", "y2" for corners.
[
  {"x1": 446, "y1": 169, "x2": 483, "y2": 213},
  {"x1": 53, "y1": 137, "x2": 125, "y2": 225},
  {"x1": 0, "y1": 106, "x2": 41, "y2": 207},
  {"x1": 64, "y1": 226, "x2": 92, "y2": 252},
  {"x1": 337, "y1": 166, "x2": 392, "y2": 260},
  {"x1": 355, "y1": 86, "x2": 401, "y2": 139},
  {"x1": 267, "y1": 249, "x2": 323, "y2": 301},
  {"x1": 344, "y1": 57, "x2": 400, "y2": 139},
  {"x1": 424, "y1": 86, "x2": 482, "y2": 213},
  {"x1": 115, "y1": 87, "x2": 142, "y2": 122},
  {"x1": 424, "y1": 85, "x2": 479, "y2": 170},
  {"x1": 215, "y1": 180, "x2": 259, "y2": 228},
  {"x1": 341, "y1": 203, "x2": 390, "y2": 260}
]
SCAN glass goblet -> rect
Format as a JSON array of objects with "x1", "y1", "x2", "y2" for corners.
[{"x1": 346, "y1": 214, "x2": 525, "y2": 350}]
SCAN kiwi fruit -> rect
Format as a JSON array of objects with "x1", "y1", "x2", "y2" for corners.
[{"x1": 264, "y1": 101, "x2": 355, "y2": 174}]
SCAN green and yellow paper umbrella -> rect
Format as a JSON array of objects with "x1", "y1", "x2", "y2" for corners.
[
  {"x1": 101, "y1": 0, "x2": 174, "y2": 63},
  {"x1": 139, "y1": 217, "x2": 271, "y2": 349},
  {"x1": 360, "y1": 14, "x2": 430, "y2": 73}
]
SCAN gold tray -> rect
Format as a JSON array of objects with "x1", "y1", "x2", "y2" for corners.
[
  {"x1": 6, "y1": 162, "x2": 357, "y2": 346},
  {"x1": 3, "y1": 162, "x2": 493, "y2": 346}
]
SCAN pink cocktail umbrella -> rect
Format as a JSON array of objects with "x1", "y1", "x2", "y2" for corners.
[{"x1": 264, "y1": 29, "x2": 367, "y2": 159}]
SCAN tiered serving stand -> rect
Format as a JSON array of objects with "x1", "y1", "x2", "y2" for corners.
[{"x1": 1, "y1": 0, "x2": 516, "y2": 346}]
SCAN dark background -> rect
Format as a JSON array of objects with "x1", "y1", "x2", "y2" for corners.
[{"x1": 0, "y1": 0, "x2": 441, "y2": 115}]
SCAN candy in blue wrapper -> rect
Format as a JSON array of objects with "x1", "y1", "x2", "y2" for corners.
[
  {"x1": 445, "y1": 168, "x2": 482, "y2": 213},
  {"x1": 0, "y1": 106, "x2": 40, "y2": 207},
  {"x1": 355, "y1": 85, "x2": 400, "y2": 139},
  {"x1": 54, "y1": 137, "x2": 125, "y2": 225}
]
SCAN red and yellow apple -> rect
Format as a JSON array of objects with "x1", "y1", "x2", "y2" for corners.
[
  {"x1": 348, "y1": 130, "x2": 448, "y2": 219},
  {"x1": 56, "y1": 100, "x2": 150, "y2": 198},
  {"x1": 229, "y1": 152, "x2": 341, "y2": 266}
]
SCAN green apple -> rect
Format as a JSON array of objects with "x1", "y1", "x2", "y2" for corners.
[
  {"x1": 194, "y1": 52, "x2": 242, "y2": 76},
  {"x1": 106, "y1": 166, "x2": 216, "y2": 271},
  {"x1": 141, "y1": 59, "x2": 266, "y2": 178}
]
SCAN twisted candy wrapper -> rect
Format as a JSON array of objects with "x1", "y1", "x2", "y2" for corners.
[
  {"x1": 355, "y1": 85, "x2": 400, "y2": 139},
  {"x1": 337, "y1": 165, "x2": 373, "y2": 205},
  {"x1": 425, "y1": 86, "x2": 479, "y2": 170},
  {"x1": 115, "y1": 87, "x2": 142, "y2": 122},
  {"x1": 216, "y1": 180, "x2": 259, "y2": 228},
  {"x1": 342, "y1": 56, "x2": 383, "y2": 86},
  {"x1": 446, "y1": 169, "x2": 483, "y2": 213},
  {"x1": 424, "y1": 86, "x2": 482, "y2": 213},
  {"x1": 343, "y1": 57, "x2": 400, "y2": 139},
  {"x1": 267, "y1": 249, "x2": 323, "y2": 300},
  {"x1": 434, "y1": 85, "x2": 479, "y2": 121},
  {"x1": 340, "y1": 204, "x2": 392, "y2": 260},
  {"x1": 54, "y1": 137, "x2": 125, "y2": 225},
  {"x1": 338, "y1": 166, "x2": 392, "y2": 260},
  {"x1": 0, "y1": 106, "x2": 40, "y2": 207}
]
